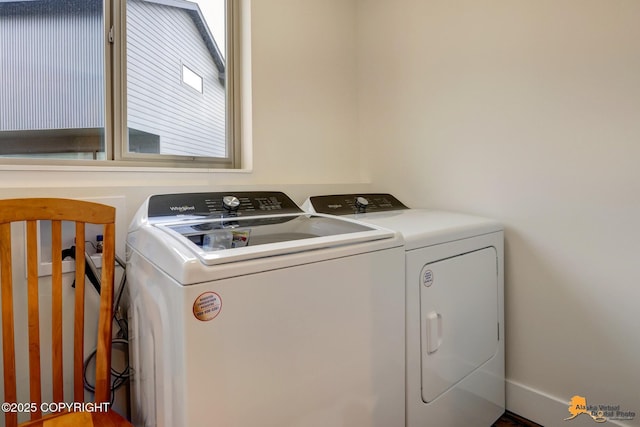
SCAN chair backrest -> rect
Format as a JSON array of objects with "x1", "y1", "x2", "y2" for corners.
[{"x1": 0, "y1": 198, "x2": 116, "y2": 427}]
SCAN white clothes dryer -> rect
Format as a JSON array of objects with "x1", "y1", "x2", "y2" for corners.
[
  {"x1": 303, "y1": 194, "x2": 505, "y2": 427},
  {"x1": 126, "y1": 192, "x2": 406, "y2": 427}
]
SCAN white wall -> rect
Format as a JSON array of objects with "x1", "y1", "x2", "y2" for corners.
[
  {"x1": 251, "y1": 0, "x2": 364, "y2": 185},
  {"x1": 358, "y1": 1, "x2": 640, "y2": 426}
]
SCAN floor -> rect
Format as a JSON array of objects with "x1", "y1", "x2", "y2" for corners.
[{"x1": 493, "y1": 411, "x2": 543, "y2": 427}]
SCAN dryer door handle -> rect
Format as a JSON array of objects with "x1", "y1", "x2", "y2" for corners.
[{"x1": 426, "y1": 312, "x2": 442, "y2": 354}]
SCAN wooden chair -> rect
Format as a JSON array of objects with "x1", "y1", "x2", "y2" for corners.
[{"x1": 0, "y1": 198, "x2": 132, "y2": 427}]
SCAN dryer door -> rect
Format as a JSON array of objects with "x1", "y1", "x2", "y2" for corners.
[{"x1": 419, "y1": 247, "x2": 498, "y2": 403}]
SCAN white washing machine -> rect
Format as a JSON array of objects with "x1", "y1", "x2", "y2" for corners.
[
  {"x1": 126, "y1": 191, "x2": 406, "y2": 427},
  {"x1": 303, "y1": 194, "x2": 505, "y2": 427}
]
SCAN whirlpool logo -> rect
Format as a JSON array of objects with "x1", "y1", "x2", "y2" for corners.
[{"x1": 169, "y1": 205, "x2": 196, "y2": 213}]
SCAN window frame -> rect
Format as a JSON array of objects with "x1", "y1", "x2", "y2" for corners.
[
  {"x1": 0, "y1": 0, "x2": 241, "y2": 169},
  {"x1": 113, "y1": 0, "x2": 241, "y2": 168}
]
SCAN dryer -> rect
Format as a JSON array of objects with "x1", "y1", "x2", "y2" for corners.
[
  {"x1": 303, "y1": 194, "x2": 505, "y2": 427},
  {"x1": 126, "y1": 191, "x2": 406, "y2": 427}
]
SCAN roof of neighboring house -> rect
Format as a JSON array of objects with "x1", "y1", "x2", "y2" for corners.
[{"x1": 0, "y1": 0, "x2": 225, "y2": 77}]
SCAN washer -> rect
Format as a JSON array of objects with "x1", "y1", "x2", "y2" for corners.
[
  {"x1": 303, "y1": 193, "x2": 505, "y2": 427},
  {"x1": 126, "y1": 191, "x2": 406, "y2": 427}
]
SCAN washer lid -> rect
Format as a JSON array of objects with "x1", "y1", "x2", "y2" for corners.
[{"x1": 152, "y1": 213, "x2": 395, "y2": 265}]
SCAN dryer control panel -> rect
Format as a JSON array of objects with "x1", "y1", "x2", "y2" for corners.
[
  {"x1": 309, "y1": 193, "x2": 409, "y2": 215},
  {"x1": 147, "y1": 191, "x2": 302, "y2": 218}
]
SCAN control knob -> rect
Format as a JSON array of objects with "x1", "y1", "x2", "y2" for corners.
[
  {"x1": 354, "y1": 196, "x2": 369, "y2": 213},
  {"x1": 222, "y1": 195, "x2": 241, "y2": 212}
]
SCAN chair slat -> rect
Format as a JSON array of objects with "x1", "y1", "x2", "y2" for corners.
[
  {"x1": 73, "y1": 223, "x2": 86, "y2": 402},
  {"x1": 1, "y1": 223, "x2": 18, "y2": 427},
  {"x1": 94, "y1": 222, "x2": 115, "y2": 404},
  {"x1": 26, "y1": 220, "x2": 42, "y2": 419},
  {"x1": 51, "y1": 220, "x2": 64, "y2": 403}
]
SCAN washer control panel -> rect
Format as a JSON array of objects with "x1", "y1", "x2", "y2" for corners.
[
  {"x1": 309, "y1": 193, "x2": 408, "y2": 215},
  {"x1": 148, "y1": 191, "x2": 302, "y2": 218}
]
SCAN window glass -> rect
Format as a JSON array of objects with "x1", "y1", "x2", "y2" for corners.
[
  {"x1": 182, "y1": 65, "x2": 204, "y2": 94},
  {"x1": 0, "y1": 0, "x2": 106, "y2": 160},
  {"x1": 126, "y1": 0, "x2": 227, "y2": 158}
]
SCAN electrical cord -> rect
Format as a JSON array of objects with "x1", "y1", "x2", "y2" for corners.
[
  {"x1": 66, "y1": 246, "x2": 130, "y2": 404},
  {"x1": 82, "y1": 339, "x2": 130, "y2": 405}
]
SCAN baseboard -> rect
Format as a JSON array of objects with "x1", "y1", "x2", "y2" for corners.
[{"x1": 506, "y1": 380, "x2": 632, "y2": 427}]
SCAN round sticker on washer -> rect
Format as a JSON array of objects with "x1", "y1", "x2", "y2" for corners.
[
  {"x1": 423, "y1": 269, "x2": 434, "y2": 287},
  {"x1": 193, "y1": 292, "x2": 222, "y2": 321}
]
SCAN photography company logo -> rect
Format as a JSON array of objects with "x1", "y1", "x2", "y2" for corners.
[{"x1": 565, "y1": 395, "x2": 636, "y2": 423}]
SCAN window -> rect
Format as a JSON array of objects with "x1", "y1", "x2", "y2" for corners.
[
  {"x1": 0, "y1": 0, "x2": 240, "y2": 167},
  {"x1": 182, "y1": 65, "x2": 204, "y2": 93}
]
